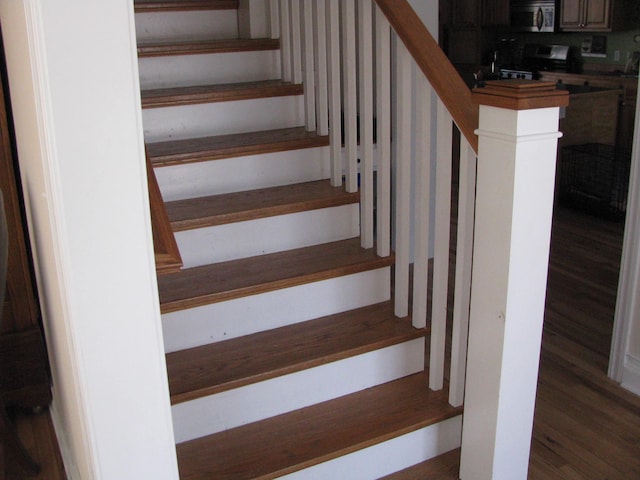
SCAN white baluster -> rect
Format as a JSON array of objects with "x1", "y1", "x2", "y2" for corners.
[
  {"x1": 326, "y1": 0, "x2": 341, "y2": 186},
  {"x1": 341, "y1": 0, "x2": 357, "y2": 193},
  {"x1": 270, "y1": 0, "x2": 280, "y2": 39},
  {"x1": 393, "y1": 38, "x2": 411, "y2": 319},
  {"x1": 279, "y1": 0, "x2": 292, "y2": 82},
  {"x1": 449, "y1": 138, "x2": 476, "y2": 407},
  {"x1": 358, "y1": 0, "x2": 374, "y2": 249},
  {"x1": 411, "y1": 76, "x2": 433, "y2": 329},
  {"x1": 314, "y1": 0, "x2": 329, "y2": 137},
  {"x1": 290, "y1": 0, "x2": 303, "y2": 84},
  {"x1": 375, "y1": 5, "x2": 391, "y2": 257},
  {"x1": 302, "y1": 0, "x2": 316, "y2": 131},
  {"x1": 430, "y1": 99, "x2": 453, "y2": 391}
]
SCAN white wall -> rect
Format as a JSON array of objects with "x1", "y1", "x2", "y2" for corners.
[
  {"x1": 611, "y1": 75, "x2": 640, "y2": 396},
  {"x1": 0, "y1": 1, "x2": 178, "y2": 478}
]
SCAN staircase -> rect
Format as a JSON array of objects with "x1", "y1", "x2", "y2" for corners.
[{"x1": 135, "y1": 1, "x2": 462, "y2": 478}]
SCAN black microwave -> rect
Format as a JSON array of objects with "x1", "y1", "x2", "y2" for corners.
[{"x1": 511, "y1": 0, "x2": 556, "y2": 32}]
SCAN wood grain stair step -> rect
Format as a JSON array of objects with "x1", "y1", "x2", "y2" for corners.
[
  {"x1": 157, "y1": 238, "x2": 393, "y2": 313},
  {"x1": 146, "y1": 126, "x2": 329, "y2": 167},
  {"x1": 141, "y1": 79, "x2": 302, "y2": 108},
  {"x1": 166, "y1": 180, "x2": 359, "y2": 231},
  {"x1": 134, "y1": 0, "x2": 238, "y2": 12},
  {"x1": 379, "y1": 448, "x2": 461, "y2": 479},
  {"x1": 167, "y1": 301, "x2": 425, "y2": 404},
  {"x1": 176, "y1": 372, "x2": 462, "y2": 480},
  {"x1": 137, "y1": 37, "x2": 279, "y2": 58}
]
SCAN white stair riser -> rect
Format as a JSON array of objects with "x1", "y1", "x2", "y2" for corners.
[
  {"x1": 176, "y1": 204, "x2": 360, "y2": 267},
  {"x1": 279, "y1": 416, "x2": 463, "y2": 480},
  {"x1": 143, "y1": 95, "x2": 304, "y2": 142},
  {"x1": 162, "y1": 267, "x2": 391, "y2": 352},
  {"x1": 172, "y1": 339, "x2": 425, "y2": 443},
  {"x1": 138, "y1": 50, "x2": 280, "y2": 89},
  {"x1": 155, "y1": 147, "x2": 330, "y2": 202},
  {"x1": 135, "y1": 10, "x2": 239, "y2": 43}
]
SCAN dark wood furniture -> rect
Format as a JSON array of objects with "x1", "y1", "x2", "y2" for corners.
[{"x1": 559, "y1": 0, "x2": 639, "y2": 31}]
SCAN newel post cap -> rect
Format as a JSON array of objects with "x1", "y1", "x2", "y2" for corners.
[{"x1": 472, "y1": 79, "x2": 569, "y2": 110}]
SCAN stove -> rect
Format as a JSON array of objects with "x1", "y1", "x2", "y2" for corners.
[
  {"x1": 498, "y1": 44, "x2": 572, "y2": 81},
  {"x1": 499, "y1": 68, "x2": 534, "y2": 80}
]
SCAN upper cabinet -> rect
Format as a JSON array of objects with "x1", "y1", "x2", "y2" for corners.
[
  {"x1": 560, "y1": 0, "x2": 637, "y2": 31},
  {"x1": 482, "y1": 0, "x2": 510, "y2": 27}
]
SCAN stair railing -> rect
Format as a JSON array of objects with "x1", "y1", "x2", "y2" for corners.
[
  {"x1": 273, "y1": 0, "x2": 476, "y2": 408},
  {"x1": 272, "y1": 1, "x2": 568, "y2": 477}
]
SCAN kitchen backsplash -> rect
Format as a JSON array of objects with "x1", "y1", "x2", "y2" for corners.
[{"x1": 512, "y1": 29, "x2": 640, "y2": 71}]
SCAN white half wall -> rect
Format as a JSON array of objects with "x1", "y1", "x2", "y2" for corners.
[{"x1": 0, "y1": 1, "x2": 178, "y2": 479}]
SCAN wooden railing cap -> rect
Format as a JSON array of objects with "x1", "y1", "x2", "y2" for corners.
[{"x1": 472, "y1": 80, "x2": 570, "y2": 111}]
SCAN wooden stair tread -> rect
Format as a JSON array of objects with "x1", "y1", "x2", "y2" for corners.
[
  {"x1": 146, "y1": 126, "x2": 329, "y2": 167},
  {"x1": 379, "y1": 448, "x2": 461, "y2": 479},
  {"x1": 137, "y1": 37, "x2": 279, "y2": 57},
  {"x1": 134, "y1": 0, "x2": 238, "y2": 12},
  {"x1": 141, "y1": 79, "x2": 302, "y2": 108},
  {"x1": 167, "y1": 301, "x2": 425, "y2": 404},
  {"x1": 158, "y1": 238, "x2": 393, "y2": 313},
  {"x1": 166, "y1": 180, "x2": 359, "y2": 231},
  {"x1": 176, "y1": 372, "x2": 462, "y2": 480}
]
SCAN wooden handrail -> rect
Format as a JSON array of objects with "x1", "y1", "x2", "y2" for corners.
[
  {"x1": 146, "y1": 155, "x2": 183, "y2": 275},
  {"x1": 374, "y1": 0, "x2": 479, "y2": 153}
]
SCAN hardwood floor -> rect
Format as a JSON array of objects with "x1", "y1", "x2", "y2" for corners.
[
  {"x1": 382, "y1": 205, "x2": 639, "y2": 479},
  {"x1": 529, "y1": 206, "x2": 640, "y2": 479},
  {"x1": 5, "y1": 206, "x2": 639, "y2": 479},
  {"x1": 2, "y1": 407, "x2": 66, "y2": 480}
]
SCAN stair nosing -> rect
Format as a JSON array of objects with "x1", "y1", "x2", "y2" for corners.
[
  {"x1": 134, "y1": 0, "x2": 239, "y2": 12},
  {"x1": 167, "y1": 301, "x2": 426, "y2": 404},
  {"x1": 175, "y1": 372, "x2": 462, "y2": 480},
  {"x1": 147, "y1": 126, "x2": 329, "y2": 167},
  {"x1": 158, "y1": 239, "x2": 394, "y2": 314},
  {"x1": 167, "y1": 180, "x2": 359, "y2": 231},
  {"x1": 137, "y1": 37, "x2": 280, "y2": 58},
  {"x1": 141, "y1": 80, "x2": 302, "y2": 109}
]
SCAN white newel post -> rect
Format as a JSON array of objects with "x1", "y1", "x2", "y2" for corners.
[{"x1": 460, "y1": 81, "x2": 569, "y2": 480}]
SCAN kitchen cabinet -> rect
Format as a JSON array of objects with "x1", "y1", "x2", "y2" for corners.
[
  {"x1": 452, "y1": 0, "x2": 479, "y2": 28},
  {"x1": 540, "y1": 71, "x2": 637, "y2": 151},
  {"x1": 560, "y1": 0, "x2": 635, "y2": 32},
  {"x1": 482, "y1": 0, "x2": 510, "y2": 26}
]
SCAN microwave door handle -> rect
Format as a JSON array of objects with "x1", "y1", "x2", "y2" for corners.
[{"x1": 536, "y1": 7, "x2": 544, "y2": 31}]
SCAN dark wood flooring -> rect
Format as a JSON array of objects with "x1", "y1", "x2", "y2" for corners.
[{"x1": 6, "y1": 206, "x2": 639, "y2": 479}]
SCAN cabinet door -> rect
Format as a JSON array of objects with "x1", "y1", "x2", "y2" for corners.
[
  {"x1": 452, "y1": 0, "x2": 479, "y2": 27},
  {"x1": 584, "y1": 0, "x2": 610, "y2": 29},
  {"x1": 560, "y1": 0, "x2": 613, "y2": 31},
  {"x1": 482, "y1": 0, "x2": 510, "y2": 26},
  {"x1": 560, "y1": 0, "x2": 585, "y2": 29}
]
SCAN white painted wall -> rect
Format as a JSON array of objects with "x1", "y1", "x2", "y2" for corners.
[
  {"x1": 611, "y1": 75, "x2": 640, "y2": 396},
  {"x1": 0, "y1": 1, "x2": 178, "y2": 478}
]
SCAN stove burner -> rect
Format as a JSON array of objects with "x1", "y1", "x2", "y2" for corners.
[{"x1": 499, "y1": 69, "x2": 534, "y2": 80}]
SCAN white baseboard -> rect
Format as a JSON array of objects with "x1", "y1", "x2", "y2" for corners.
[{"x1": 621, "y1": 353, "x2": 640, "y2": 396}]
